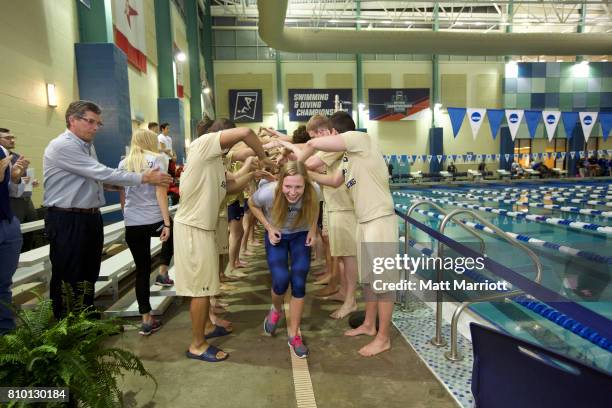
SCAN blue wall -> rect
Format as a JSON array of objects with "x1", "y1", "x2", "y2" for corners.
[
  {"x1": 158, "y1": 98, "x2": 186, "y2": 163},
  {"x1": 75, "y1": 43, "x2": 132, "y2": 222}
]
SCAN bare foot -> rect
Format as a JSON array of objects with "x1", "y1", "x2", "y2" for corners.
[
  {"x1": 213, "y1": 306, "x2": 226, "y2": 315},
  {"x1": 220, "y1": 283, "x2": 238, "y2": 292},
  {"x1": 345, "y1": 324, "x2": 377, "y2": 337},
  {"x1": 220, "y1": 274, "x2": 239, "y2": 283},
  {"x1": 358, "y1": 337, "x2": 391, "y2": 357},
  {"x1": 330, "y1": 302, "x2": 358, "y2": 320},
  {"x1": 211, "y1": 317, "x2": 233, "y2": 330},
  {"x1": 250, "y1": 240, "x2": 262, "y2": 247},
  {"x1": 322, "y1": 291, "x2": 346, "y2": 302},
  {"x1": 234, "y1": 260, "x2": 249, "y2": 268},
  {"x1": 313, "y1": 274, "x2": 331, "y2": 285},
  {"x1": 313, "y1": 285, "x2": 339, "y2": 297},
  {"x1": 242, "y1": 249, "x2": 255, "y2": 256}
]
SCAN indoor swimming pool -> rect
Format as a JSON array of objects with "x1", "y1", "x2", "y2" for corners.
[{"x1": 392, "y1": 180, "x2": 612, "y2": 374}]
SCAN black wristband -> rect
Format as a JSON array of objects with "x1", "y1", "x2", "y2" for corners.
[{"x1": 164, "y1": 224, "x2": 171, "y2": 228}]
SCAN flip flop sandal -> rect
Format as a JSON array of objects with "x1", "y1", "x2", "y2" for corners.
[
  {"x1": 185, "y1": 345, "x2": 229, "y2": 362},
  {"x1": 205, "y1": 324, "x2": 232, "y2": 339}
]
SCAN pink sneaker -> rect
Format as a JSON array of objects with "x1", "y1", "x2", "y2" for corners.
[{"x1": 263, "y1": 306, "x2": 282, "y2": 336}]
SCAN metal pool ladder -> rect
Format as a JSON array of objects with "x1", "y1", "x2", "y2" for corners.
[{"x1": 437, "y1": 208, "x2": 543, "y2": 361}]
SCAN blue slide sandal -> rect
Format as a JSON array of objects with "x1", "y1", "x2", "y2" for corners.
[
  {"x1": 186, "y1": 345, "x2": 229, "y2": 362},
  {"x1": 204, "y1": 325, "x2": 232, "y2": 339}
]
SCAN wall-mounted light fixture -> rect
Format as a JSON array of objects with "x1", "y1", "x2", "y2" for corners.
[
  {"x1": 203, "y1": 87, "x2": 211, "y2": 94},
  {"x1": 46, "y1": 83, "x2": 57, "y2": 107},
  {"x1": 176, "y1": 51, "x2": 186, "y2": 62}
]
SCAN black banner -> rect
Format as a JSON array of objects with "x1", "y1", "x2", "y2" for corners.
[{"x1": 229, "y1": 89, "x2": 263, "y2": 123}]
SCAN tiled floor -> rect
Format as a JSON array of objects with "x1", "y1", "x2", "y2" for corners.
[{"x1": 392, "y1": 296, "x2": 475, "y2": 408}]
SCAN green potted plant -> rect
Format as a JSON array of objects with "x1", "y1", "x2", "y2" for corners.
[{"x1": 0, "y1": 283, "x2": 156, "y2": 407}]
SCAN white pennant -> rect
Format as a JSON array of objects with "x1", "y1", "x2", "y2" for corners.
[
  {"x1": 427, "y1": 155, "x2": 433, "y2": 162},
  {"x1": 436, "y1": 155, "x2": 442, "y2": 163},
  {"x1": 505, "y1": 109, "x2": 524, "y2": 141},
  {"x1": 561, "y1": 152, "x2": 566, "y2": 159},
  {"x1": 579, "y1": 112, "x2": 598, "y2": 142},
  {"x1": 570, "y1": 151, "x2": 575, "y2": 159},
  {"x1": 542, "y1": 111, "x2": 561, "y2": 142},
  {"x1": 467, "y1": 108, "x2": 486, "y2": 140},
  {"x1": 504, "y1": 154, "x2": 510, "y2": 161}
]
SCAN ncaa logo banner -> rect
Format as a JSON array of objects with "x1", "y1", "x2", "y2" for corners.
[
  {"x1": 505, "y1": 109, "x2": 524, "y2": 141},
  {"x1": 229, "y1": 89, "x2": 263, "y2": 123},
  {"x1": 579, "y1": 112, "x2": 598, "y2": 142},
  {"x1": 467, "y1": 108, "x2": 486, "y2": 140},
  {"x1": 542, "y1": 111, "x2": 561, "y2": 142}
]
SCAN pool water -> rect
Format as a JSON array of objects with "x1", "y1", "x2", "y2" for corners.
[{"x1": 393, "y1": 180, "x2": 612, "y2": 372}]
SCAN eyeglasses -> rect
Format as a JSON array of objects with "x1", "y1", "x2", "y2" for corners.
[{"x1": 77, "y1": 116, "x2": 104, "y2": 128}]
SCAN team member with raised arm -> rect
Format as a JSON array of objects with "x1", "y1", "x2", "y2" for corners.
[
  {"x1": 174, "y1": 119, "x2": 272, "y2": 363},
  {"x1": 248, "y1": 161, "x2": 320, "y2": 358},
  {"x1": 283, "y1": 111, "x2": 398, "y2": 357}
]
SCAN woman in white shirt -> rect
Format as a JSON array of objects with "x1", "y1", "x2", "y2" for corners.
[{"x1": 119, "y1": 129, "x2": 174, "y2": 336}]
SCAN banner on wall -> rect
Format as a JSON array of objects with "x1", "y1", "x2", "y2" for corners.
[
  {"x1": 467, "y1": 108, "x2": 486, "y2": 140},
  {"x1": 288, "y1": 89, "x2": 352, "y2": 122},
  {"x1": 542, "y1": 111, "x2": 561, "y2": 142},
  {"x1": 524, "y1": 110, "x2": 541, "y2": 139},
  {"x1": 367, "y1": 89, "x2": 429, "y2": 121},
  {"x1": 112, "y1": 0, "x2": 147, "y2": 72},
  {"x1": 579, "y1": 112, "x2": 598, "y2": 142},
  {"x1": 229, "y1": 89, "x2": 263, "y2": 123},
  {"x1": 505, "y1": 110, "x2": 524, "y2": 141}
]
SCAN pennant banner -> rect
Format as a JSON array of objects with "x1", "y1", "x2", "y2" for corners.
[
  {"x1": 599, "y1": 112, "x2": 612, "y2": 142},
  {"x1": 542, "y1": 110, "x2": 561, "y2": 142},
  {"x1": 486, "y1": 109, "x2": 505, "y2": 140},
  {"x1": 505, "y1": 109, "x2": 524, "y2": 141},
  {"x1": 436, "y1": 154, "x2": 443, "y2": 163},
  {"x1": 467, "y1": 108, "x2": 486, "y2": 140},
  {"x1": 525, "y1": 110, "x2": 542, "y2": 139},
  {"x1": 562, "y1": 111, "x2": 579, "y2": 139},
  {"x1": 579, "y1": 112, "x2": 598, "y2": 142},
  {"x1": 447, "y1": 107, "x2": 467, "y2": 138}
]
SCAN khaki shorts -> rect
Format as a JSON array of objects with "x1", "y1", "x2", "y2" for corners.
[
  {"x1": 321, "y1": 204, "x2": 329, "y2": 237},
  {"x1": 216, "y1": 215, "x2": 229, "y2": 255},
  {"x1": 328, "y1": 210, "x2": 357, "y2": 257},
  {"x1": 356, "y1": 214, "x2": 400, "y2": 289},
  {"x1": 174, "y1": 221, "x2": 220, "y2": 297}
]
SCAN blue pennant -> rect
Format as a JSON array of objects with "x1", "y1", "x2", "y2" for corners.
[
  {"x1": 447, "y1": 107, "x2": 467, "y2": 138},
  {"x1": 486, "y1": 109, "x2": 505, "y2": 140},
  {"x1": 561, "y1": 111, "x2": 579, "y2": 139},
  {"x1": 524, "y1": 110, "x2": 542, "y2": 139}
]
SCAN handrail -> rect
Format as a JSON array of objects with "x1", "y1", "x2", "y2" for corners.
[
  {"x1": 438, "y1": 208, "x2": 543, "y2": 361},
  {"x1": 404, "y1": 200, "x2": 485, "y2": 347}
]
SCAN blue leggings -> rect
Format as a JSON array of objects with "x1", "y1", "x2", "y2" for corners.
[{"x1": 265, "y1": 230, "x2": 311, "y2": 298}]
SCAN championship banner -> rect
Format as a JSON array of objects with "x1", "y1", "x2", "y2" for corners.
[
  {"x1": 368, "y1": 89, "x2": 429, "y2": 121},
  {"x1": 505, "y1": 110, "x2": 524, "y2": 141},
  {"x1": 467, "y1": 108, "x2": 486, "y2": 140},
  {"x1": 579, "y1": 112, "x2": 598, "y2": 142},
  {"x1": 524, "y1": 110, "x2": 541, "y2": 139},
  {"x1": 112, "y1": 0, "x2": 147, "y2": 72},
  {"x1": 229, "y1": 89, "x2": 263, "y2": 123},
  {"x1": 542, "y1": 111, "x2": 561, "y2": 142},
  {"x1": 288, "y1": 89, "x2": 352, "y2": 122},
  {"x1": 486, "y1": 109, "x2": 505, "y2": 140}
]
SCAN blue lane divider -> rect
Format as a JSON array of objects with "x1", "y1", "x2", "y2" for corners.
[
  {"x1": 400, "y1": 235, "x2": 612, "y2": 352},
  {"x1": 430, "y1": 190, "x2": 612, "y2": 218},
  {"x1": 395, "y1": 204, "x2": 612, "y2": 265},
  {"x1": 469, "y1": 188, "x2": 612, "y2": 201},
  {"x1": 395, "y1": 192, "x2": 612, "y2": 236},
  {"x1": 394, "y1": 208, "x2": 612, "y2": 341}
]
